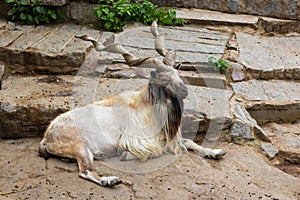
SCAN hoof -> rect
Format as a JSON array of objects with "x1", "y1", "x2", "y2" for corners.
[
  {"x1": 206, "y1": 149, "x2": 226, "y2": 159},
  {"x1": 101, "y1": 176, "x2": 122, "y2": 187}
]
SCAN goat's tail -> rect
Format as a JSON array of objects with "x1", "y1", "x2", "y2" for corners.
[{"x1": 38, "y1": 138, "x2": 50, "y2": 158}]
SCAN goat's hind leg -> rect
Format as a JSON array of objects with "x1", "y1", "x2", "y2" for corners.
[
  {"x1": 182, "y1": 138, "x2": 226, "y2": 159},
  {"x1": 43, "y1": 138, "x2": 122, "y2": 187},
  {"x1": 75, "y1": 146, "x2": 122, "y2": 187}
]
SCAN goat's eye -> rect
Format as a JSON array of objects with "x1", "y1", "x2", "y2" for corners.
[
  {"x1": 161, "y1": 80, "x2": 170, "y2": 86},
  {"x1": 175, "y1": 64, "x2": 181, "y2": 70},
  {"x1": 159, "y1": 77, "x2": 170, "y2": 83}
]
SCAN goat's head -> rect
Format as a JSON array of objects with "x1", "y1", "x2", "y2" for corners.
[
  {"x1": 147, "y1": 21, "x2": 188, "y2": 99},
  {"x1": 149, "y1": 62, "x2": 188, "y2": 99}
]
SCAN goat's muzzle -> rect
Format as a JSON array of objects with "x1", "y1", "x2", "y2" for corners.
[{"x1": 179, "y1": 84, "x2": 188, "y2": 99}]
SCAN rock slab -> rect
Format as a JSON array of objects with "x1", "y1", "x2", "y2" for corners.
[
  {"x1": 236, "y1": 32, "x2": 300, "y2": 80},
  {"x1": 0, "y1": 75, "x2": 74, "y2": 138},
  {"x1": 261, "y1": 122, "x2": 300, "y2": 164},
  {"x1": 0, "y1": 73, "x2": 231, "y2": 139},
  {"x1": 0, "y1": 24, "x2": 102, "y2": 74},
  {"x1": 151, "y1": 0, "x2": 300, "y2": 20},
  {"x1": 232, "y1": 80, "x2": 300, "y2": 123}
]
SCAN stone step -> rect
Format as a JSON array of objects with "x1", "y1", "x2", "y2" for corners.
[
  {"x1": 0, "y1": 73, "x2": 232, "y2": 139},
  {"x1": 176, "y1": 8, "x2": 258, "y2": 27},
  {"x1": 106, "y1": 25, "x2": 228, "y2": 72},
  {"x1": 0, "y1": 24, "x2": 104, "y2": 74},
  {"x1": 179, "y1": 70, "x2": 226, "y2": 89},
  {"x1": 0, "y1": 75, "x2": 73, "y2": 138},
  {"x1": 261, "y1": 121, "x2": 300, "y2": 164},
  {"x1": 0, "y1": 23, "x2": 229, "y2": 75},
  {"x1": 176, "y1": 8, "x2": 300, "y2": 34},
  {"x1": 236, "y1": 32, "x2": 300, "y2": 80},
  {"x1": 102, "y1": 64, "x2": 226, "y2": 89},
  {"x1": 231, "y1": 79, "x2": 300, "y2": 124}
]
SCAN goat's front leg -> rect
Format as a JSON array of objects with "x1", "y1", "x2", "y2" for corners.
[{"x1": 182, "y1": 138, "x2": 226, "y2": 159}]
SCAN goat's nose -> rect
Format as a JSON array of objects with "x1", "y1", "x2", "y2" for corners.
[
  {"x1": 180, "y1": 83, "x2": 187, "y2": 92},
  {"x1": 181, "y1": 85, "x2": 188, "y2": 97}
]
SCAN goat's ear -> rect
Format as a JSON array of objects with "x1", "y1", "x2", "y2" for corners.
[
  {"x1": 175, "y1": 63, "x2": 181, "y2": 70},
  {"x1": 163, "y1": 50, "x2": 176, "y2": 66}
]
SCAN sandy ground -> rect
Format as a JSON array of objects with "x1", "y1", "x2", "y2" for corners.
[{"x1": 0, "y1": 137, "x2": 299, "y2": 200}]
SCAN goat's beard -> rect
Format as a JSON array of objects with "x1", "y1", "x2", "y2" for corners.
[{"x1": 117, "y1": 83, "x2": 185, "y2": 160}]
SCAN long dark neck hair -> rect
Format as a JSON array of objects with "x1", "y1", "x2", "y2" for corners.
[{"x1": 147, "y1": 82, "x2": 183, "y2": 142}]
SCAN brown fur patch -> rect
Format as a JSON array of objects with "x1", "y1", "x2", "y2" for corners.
[
  {"x1": 143, "y1": 112, "x2": 152, "y2": 125},
  {"x1": 128, "y1": 95, "x2": 140, "y2": 109},
  {"x1": 128, "y1": 86, "x2": 148, "y2": 109},
  {"x1": 94, "y1": 95, "x2": 126, "y2": 107},
  {"x1": 43, "y1": 122, "x2": 83, "y2": 157},
  {"x1": 43, "y1": 122, "x2": 94, "y2": 173}
]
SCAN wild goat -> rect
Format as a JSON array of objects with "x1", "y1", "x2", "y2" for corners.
[{"x1": 38, "y1": 22, "x2": 225, "y2": 187}]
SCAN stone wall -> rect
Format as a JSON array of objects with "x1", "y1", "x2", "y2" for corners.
[
  {"x1": 150, "y1": 0, "x2": 300, "y2": 20},
  {"x1": 0, "y1": 0, "x2": 98, "y2": 24},
  {"x1": 1, "y1": 0, "x2": 299, "y2": 23}
]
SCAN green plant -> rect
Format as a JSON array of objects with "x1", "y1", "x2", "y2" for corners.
[
  {"x1": 94, "y1": 0, "x2": 186, "y2": 32},
  {"x1": 6, "y1": 0, "x2": 64, "y2": 25},
  {"x1": 208, "y1": 56, "x2": 231, "y2": 73}
]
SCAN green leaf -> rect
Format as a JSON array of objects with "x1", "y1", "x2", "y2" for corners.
[
  {"x1": 34, "y1": 16, "x2": 40, "y2": 24},
  {"x1": 217, "y1": 62, "x2": 222, "y2": 69},
  {"x1": 219, "y1": 60, "x2": 229, "y2": 67},
  {"x1": 18, "y1": 7, "x2": 26, "y2": 12},
  {"x1": 27, "y1": 14, "x2": 34, "y2": 24},
  {"x1": 20, "y1": 0, "x2": 28, "y2": 5},
  {"x1": 93, "y1": 0, "x2": 185, "y2": 32},
  {"x1": 108, "y1": 12, "x2": 115, "y2": 18},
  {"x1": 102, "y1": 8, "x2": 109, "y2": 15},
  {"x1": 20, "y1": 13, "x2": 26, "y2": 20},
  {"x1": 36, "y1": 6, "x2": 43, "y2": 13},
  {"x1": 207, "y1": 56, "x2": 229, "y2": 72},
  {"x1": 208, "y1": 56, "x2": 218, "y2": 64},
  {"x1": 104, "y1": 21, "x2": 112, "y2": 30},
  {"x1": 7, "y1": 7, "x2": 17, "y2": 16},
  {"x1": 5, "y1": 0, "x2": 15, "y2": 4},
  {"x1": 48, "y1": 10, "x2": 57, "y2": 19},
  {"x1": 96, "y1": 9, "x2": 102, "y2": 17},
  {"x1": 100, "y1": 15, "x2": 107, "y2": 20}
]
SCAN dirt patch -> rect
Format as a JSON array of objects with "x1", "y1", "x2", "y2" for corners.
[
  {"x1": 0, "y1": 138, "x2": 299, "y2": 199},
  {"x1": 36, "y1": 75, "x2": 74, "y2": 86},
  {"x1": 50, "y1": 90, "x2": 74, "y2": 97}
]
